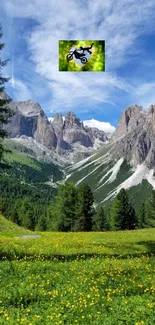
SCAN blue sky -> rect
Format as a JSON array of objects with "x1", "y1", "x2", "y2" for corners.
[{"x1": 1, "y1": 0, "x2": 155, "y2": 132}]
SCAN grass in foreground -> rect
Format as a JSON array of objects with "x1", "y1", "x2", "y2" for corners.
[{"x1": 0, "y1": 223, "x2": 155, "y2": 324}]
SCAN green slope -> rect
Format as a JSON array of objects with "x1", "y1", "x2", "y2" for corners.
[
  {"x1": 66, "y1": 143, "x2": 153, "y2": 211},
  {"x1": 3, "y1": 139, "x2": 39, "y2": 168},
  {"x1": 2, "y1": 139, "x2": 63, "y2": 184},
  {"x1": 0, "y1": 213, "x2": 31, "y2": 236},
  {"x1": 0, "y1": 139, "x2": 65, "y2": 231}
]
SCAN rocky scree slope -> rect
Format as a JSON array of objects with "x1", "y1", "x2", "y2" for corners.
[{"x1": 66, "y1": 104, "x2": 155, "y2": 209}]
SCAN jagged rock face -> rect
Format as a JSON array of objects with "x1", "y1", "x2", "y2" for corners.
[
  {"x1": 147, "y1": 105, "x2": 155, "y2": 135},
  {"x1": 52, "y1": 113, "x2": 63, "y2": 140},
  {"x1": 5, "y1": 102, "x2": 21, "y2": 138},
  {"x1": 6, "y1": 100, "x2": 57, "y2": 149},
  {"x1": 64, "y1": 128, "x2": 93, "y2": 147},
  {"x1": 63, "y1": 112, "x2": 93, "y2": 147},
  {"x1": 112, "y1": 104, "x2": 146, "y2": 142},
  {"x1": 85, "y1": 126, "x2": 107, "y2": 142},
  {"x1": 112, "y1": 104, "x2": 155, "y2": 167},
  {"x1": 5, "y1": 99, "x2": 108, "y2": 161},
  {"x1": 50, "y1": 112, "x2": 108, "y2": 154},
  {"x1": 35, "y1": 114, "x2": 57, "y2": 149},
  {"x1": 64, "y1": 112, "x2": 83, "y2": 130}
]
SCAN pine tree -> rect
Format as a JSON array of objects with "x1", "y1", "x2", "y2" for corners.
[
  {"x1": 92, "y1": 206, "x2": 108, "y2": 231},
  {"x1": 0, "y1": 25, "x2": 13, "y2": 168},
  {"x1": 48, "y1": 182, "x2": 77, "y2": 231},
  {"x1": 145, "y1": 190, "x2": 155, "y2": 227},
  {"x1": 138, "y1": 202, "x2": 146, "y2": 228},
  {"x1": 36, "y1": 215, "x2": 47, "y2": 231},
  {"x1": 18, "y1": 198, "x2": 35, "y2": 230},
  {"x1": 110, "y1": 188, "x2": 137, "y2": 230},
  {"x1": 74, "y1": 183, "x2": 94, "y2": 231}
]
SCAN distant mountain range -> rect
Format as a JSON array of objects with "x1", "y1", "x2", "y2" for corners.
[
  {"x1": 2, "y1": 93, "x2": 110, "y2": 164},
  {"x1": 2, "y1": 91, "x2": 155, "y2": 209}
]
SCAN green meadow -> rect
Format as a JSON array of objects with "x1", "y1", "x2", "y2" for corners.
[{"x1": 0, "y1": 215, "x2": 155, "y2": 325}]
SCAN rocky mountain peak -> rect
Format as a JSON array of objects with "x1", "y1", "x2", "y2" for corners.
[
  {"x1": 64, "y1": 112, "x2": 84, "y2": 130},
  {"x1": 113, "y1": 104, "x2": 146, "y2": 142},
  {"x1": 52, "y1": 113, "x2": 64, "y2": 140},
  {"x1": 4, "y1": 96, "x2": 109, "y2": 162},
  {"x1": 15, "y1": 100, "x2": 43, "y2": 117},
  {"x1": 111, "y1": 103, "x2": 155, "y2": 168},
  {"x1": 148, "y1": 104, "x2": 155, "y2": 115},
  {"x1": 53, "y1": 113, "x2": 63, "y2": 123},
  {"x1": 147, "y1": 104, "x2": 155, "y2": 135}
]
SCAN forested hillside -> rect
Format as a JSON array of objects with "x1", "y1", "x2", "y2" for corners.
[{"x1": 0, "y1": 142, "x2": 64, "y2": 230}]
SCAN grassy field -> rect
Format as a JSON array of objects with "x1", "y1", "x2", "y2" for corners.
[{"x1": 0, "y1": 216, "x2": 155, "y2": 324}]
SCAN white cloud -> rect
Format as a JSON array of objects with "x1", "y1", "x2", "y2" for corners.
[
  {"x1": 2, "y1": 0, "x2": 155, "y2": 112},
  {"x1": 136, "y1": 83, "x2": 155, "y2": 96},
  {"x1": 83, "y1": 119, "x2": 115, "y2": 133},
  {"x1": 48, "y1": 117, "x2": 54, "y2": 122},
  {"x1": 131, "y1": 82, "x2": 155, "y2": 109},
  {"x1": 9, "y1": 78, "x2": 32, "y2": 101}
]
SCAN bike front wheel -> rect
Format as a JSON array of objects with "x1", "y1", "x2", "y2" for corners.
[
  {"x1": 81, "y1": 57, "x2": 87, "y2": 64},
  {"x1": 66, "y1": 54, "x2": 73, "y2": 61}
]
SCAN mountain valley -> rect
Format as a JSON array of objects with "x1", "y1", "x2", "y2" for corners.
[{"x1": 1, "y1": 92, "x2": 155, "y2": 213}]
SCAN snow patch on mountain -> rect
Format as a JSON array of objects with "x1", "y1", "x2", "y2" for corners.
[
  {"x1": 102, "y1": 163, "x2": 155, "y2": 203},
  {"x1": 76, "y1": 158, "x2": 112, "y2": 186},
  {"x1": 67, "y1": 155, "x2": 94, "y2": 171},
  {"x1": 78, "y1": 154, "x2": 110, "y2": 173},
  {"x1": 96, "y1": 157, "x2": 124, "y2": 192},
  {"x1": 146, "y1": 169, "x2": 155, "y2": 188},
  {"x1": 106, "y1": 157, "x2": 124, "y2": 183},
  {"x1": 99, "y1": 157, "x2": 124, "y2": 185}
]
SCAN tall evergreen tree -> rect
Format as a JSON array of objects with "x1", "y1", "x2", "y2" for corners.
[
  {"x1": 74, "y1": 183, "x2": 94, "y2": 231},
  {"x1": 110, "y1": 188, "x2": 137, "y2": 230},
  {"x1": 138, "y1": 202, "x2": 147, "y2": 228},
  {"x1": 48, "y1": 182, "x2": 77, "y2": 231},
  {"x1": 0, "y1": 25, "x2": 13, "y2": 168},
  {"x1": 18, "y1": 198, "x2": 35, "y2": 230},
  {"x1": 145, "y1": 190, "x2": 155, "y2": 227},
  {"x1": 36, "y1": 215, "x2": 47, "y2": 231},
  {"x1": 92, "y1": 206, "x2": 109, "y2": 231}
]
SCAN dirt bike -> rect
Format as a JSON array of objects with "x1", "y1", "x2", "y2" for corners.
[{"x1": 66, "y1": 50, "x2": 88, "y2": 64}]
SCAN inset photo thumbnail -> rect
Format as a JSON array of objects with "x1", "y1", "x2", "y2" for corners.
[{"x1": 59, "y1": 40, "x2": 105, "y2": 72}]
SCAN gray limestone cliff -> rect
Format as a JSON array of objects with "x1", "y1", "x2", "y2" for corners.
[
  {"x1": 5, "y1": 100, "x2": 57, "y2": 149},
  {"x1": 4, "y1": 99, "x2": 108, "y2": 161},
  {"x1": 112, "y1": 104, "x2": 155, "y2": 168},
  {"x1": 63, "y1": 112, "x2": 93, "y2": 147},
  {"x1": 3, "y1": 93, "x2": 155, "y2": 167}
]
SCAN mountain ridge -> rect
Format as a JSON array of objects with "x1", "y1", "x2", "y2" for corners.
[
  {"x1": 66, "y1": 103, "x2": 155, "y2": 209},
  {"x1": 3, "y1": 95, "x2": 109, "y2": 163},
  {"x1": 2, "y1": 90, "x2": 155, "y2": 209}
]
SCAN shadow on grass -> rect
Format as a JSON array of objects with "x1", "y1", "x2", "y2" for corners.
[
  {"x1": 136, "y1": 240, "x2": 155, "y2": 254},
  {"x1": 0, "y1": 241, "x2": 155, "y2": 262},
  {"x1": 0, "y1": 251, "x2": 155, "y2": 262}
]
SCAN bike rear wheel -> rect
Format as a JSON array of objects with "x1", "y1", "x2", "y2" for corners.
[
  {"x1": 81, "y1": 57, "x2": 87, "y2": 64},
  {"x1": 66, "y1": 54, "x2": 73, "y2": 61}
]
